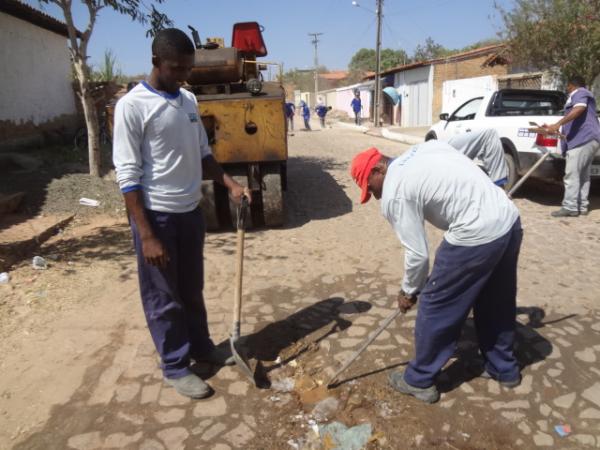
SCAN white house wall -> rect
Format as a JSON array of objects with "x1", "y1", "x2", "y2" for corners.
[
  {"x1": 0, "y1": 12, "x2": 77, "y2": 126},
  {"x1": 442, "y1": 75, "x2": 497, "y2": 115}
]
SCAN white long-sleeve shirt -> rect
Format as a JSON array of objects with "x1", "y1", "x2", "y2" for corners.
[
  {"x1": 446, "y1": 128, "x2": 509, "y2": 186},
  {"x1": 381, "y1": 141, "x2": 520, "y2": 295},
  {"x1": 113, "y1": 82, "x2": 212, "y2": 213}
]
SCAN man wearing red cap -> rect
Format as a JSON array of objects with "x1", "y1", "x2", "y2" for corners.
[{"x1": 350, "y1": 141, "x2": 522, "y2": 403}]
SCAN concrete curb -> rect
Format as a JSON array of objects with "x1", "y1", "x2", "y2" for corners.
[
  {"x1": 334, "y1": 121, "x2": 370, "y2": 133},
  {"x1": 381, "y1": 128, "x2": 424, "y2": 145}
]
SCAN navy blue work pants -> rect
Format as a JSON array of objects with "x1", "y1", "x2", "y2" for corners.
[
  {"x1": 130, "y1": 208, "x2": 215, "y2": 379},
  {"x1": 404, "y1": 218, "x2": 523, "y2": 388}
]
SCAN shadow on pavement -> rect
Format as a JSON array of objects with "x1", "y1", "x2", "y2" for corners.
[{"x1": 284, "y1": 156, "x2": 353, "y2": 228}]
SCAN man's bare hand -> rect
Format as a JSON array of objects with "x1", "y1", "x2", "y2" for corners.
[
  {"x1": 229, "y1": 185, "x2": 251, "y2": 205},
  {"x1": 543, "y1": 123, "x2": 561, "y2": 135},
  {"x1": 397, "y1": 291, "x2": 417, "y2": 314},
  {"x1": 142, "y1": 236, "x2": 169, "y2": 268}
]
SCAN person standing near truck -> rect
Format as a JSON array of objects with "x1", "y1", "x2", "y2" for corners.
[
  {"x1": 545, "y1": 75, "x2": 600, "y2": 217},
  {"x1": 113, "y1": 28, "x2": 250, "y2": 399}
]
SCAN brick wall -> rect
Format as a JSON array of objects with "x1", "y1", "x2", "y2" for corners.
[{"x1": 432, "y1": 55, "x2": 508, "y2": 122}]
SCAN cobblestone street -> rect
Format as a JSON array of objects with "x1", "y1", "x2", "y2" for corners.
[{"x1": 2, "y1": 125, "x2": 600, "y2": 449}]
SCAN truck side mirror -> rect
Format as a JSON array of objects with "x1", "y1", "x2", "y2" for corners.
[{"x1": 439, "y1": 113, "x2": 449, "y2": 121}]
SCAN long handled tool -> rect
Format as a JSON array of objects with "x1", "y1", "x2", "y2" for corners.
[
  {"x1": 507, "y1": 151, "x2": 551, "y2": 199},
  {"x1": 327, "y1": 309, "x2": 402, "y2": 388},
  {"x1": 508, "y1": 126, "x2": 563, "y2": 198},
  {"x1": 230, "y1": 196, "x2": 255, "y2": 384}
]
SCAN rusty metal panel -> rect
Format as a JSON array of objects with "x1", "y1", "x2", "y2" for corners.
[{"x1": 198, "y1": 94, "x2": 287, "y2": 164}]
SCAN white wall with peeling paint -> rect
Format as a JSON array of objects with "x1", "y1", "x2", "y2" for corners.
[{"x1": 0, "y1": 12, "x2": 77, "y2": 126}]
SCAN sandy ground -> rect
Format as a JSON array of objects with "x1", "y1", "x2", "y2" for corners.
[{"x1": 1, "y1": 123, "x2": 600, "y2": 449}]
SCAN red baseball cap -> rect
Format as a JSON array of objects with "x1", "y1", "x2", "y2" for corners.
[{"x1": 350, "y1": 147, "x2": 382, "y2": 204}]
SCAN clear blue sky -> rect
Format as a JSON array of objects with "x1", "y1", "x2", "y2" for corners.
[{"x1": 29, "y1": 0, "x2": 513, "y2": 77}]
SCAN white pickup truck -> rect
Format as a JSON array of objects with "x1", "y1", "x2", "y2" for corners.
[{"x1": 425, "y1": 89, "x2": 600, "y2": 189}]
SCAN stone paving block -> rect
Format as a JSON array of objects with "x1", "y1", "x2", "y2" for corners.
[
  {"x1": 115, "y1": 382, "x2": 141, "y2": 403},
  {"x1": 193, "y1": 396, "x2": 227, "y2": 418},
  {"x1": 103, "y1": 431, "x2": 143, "y2": 447},
  {"x1": 573, "y1": 434, "x2": 596, "y2": 446},
  {"x1": 490, "y1": 400, "x2": 530, "y2": 410},
  {"x1": 575, "y1": 348, "x2": 597, "y2": 363},
  {"x1": 156, "y1": 427, "x2": 189, "y2": 449},
  {"x1": 228, "y1": 381, "x2": 250, "y2": 396},
  {"x1": 533, "y1": 432, "x2": 554, "y2": 447},
  {"x1": 191, "y1": 419, "x2": 213, "y2": 435},
  {"x1": 553, "y1": 392, "x2": 576, "y2": 409},
  {"x1": 139, "y1": 439, "x2": 165, "y2": 450},
  {"x1": 117, "y1": 411, "x2": 145, "y2": 426},
  {"x1": 87, "y1": 366, "x2": 122, "y2": 405},
  {"x1": 583, "y1": 383, "x2": 600, "y2": 408},
  {"x1": 154, "y1": 408, "x2": 186, "y2": 424},
  {"x1": 223, "y1": 422, "x2": 256, "y2": 447},
  {"x1": 67, "y1": 431, "x2": 103, "y2": 449},
  {"x1": 201, "y1": 423, "x2": 227, "y2": 442},
  {"x1": 581, "y1": 408, "x2": 600, "y2": 419},
  {"x1": 141, "y1": 383, "x2": 162, "y2": 404}
]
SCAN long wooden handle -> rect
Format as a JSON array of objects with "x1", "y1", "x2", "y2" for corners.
[
  {"x1": 327, "y1": 309, "x2": 402, "y2": 387},
  {"x1": 508, "y1": 152, "x2": 551, "y2": 199},
  {"x1": 231, "y1": 227, "x2": 245, "y2": 339}
]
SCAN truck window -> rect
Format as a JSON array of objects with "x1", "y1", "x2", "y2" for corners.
[
  {"x1": 449, "y1": 98, "x2": 483, "y2": 121},
  {"x1": 488, "y1": 91, "x2": 565, "y2": 116}
]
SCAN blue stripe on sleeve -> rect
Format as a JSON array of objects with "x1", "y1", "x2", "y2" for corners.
[
  {"x1": 121, "y1": 184, "x2": 142, "y2": 193},
  {"x1": 494, "y1": 177, "x2": 508, "y2": 186}
]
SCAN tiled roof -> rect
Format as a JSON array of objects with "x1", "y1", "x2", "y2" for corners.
[{"x1": 0, "y1": 0, "x2": 81, "y2": 38}]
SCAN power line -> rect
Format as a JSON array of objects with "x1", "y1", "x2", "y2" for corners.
[{"x1": 308, "y1": 32, "x2": 324, "y2": 106}]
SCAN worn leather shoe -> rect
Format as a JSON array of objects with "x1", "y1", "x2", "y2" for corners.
[
  {"x1": 194, "y1": 346, "x2": 235, "y2": 366},
  {"x1": 164, "y1": 373, "x2": 212, "y2": 399},
  {"x1": 389, "y1": 370, "x2": 439, "y2": 404},
  {"x1": 480, "y1": 370, "x2": 521, "y2": 388},
  {"x1": 550, "y1": 208, "x2": 579, "y2": 217}
]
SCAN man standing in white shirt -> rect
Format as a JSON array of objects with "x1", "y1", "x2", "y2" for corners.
[
  {"x1": 350, "y1": 142, "x2": 523, "y2": 403},
  {"x1": 113, "y1": 28, "x2": 249, "y2": 399}
]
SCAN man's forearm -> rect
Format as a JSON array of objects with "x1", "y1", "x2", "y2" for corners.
[
  {"x1": 123, "y1": 190, "x2": 154, "y2": 239},
  {"x1": 202, "y1": 155, "x2": 237, "y2": 190},
  {"x1": 556, "y1": 106, "x2": 586, "y2": 127}
]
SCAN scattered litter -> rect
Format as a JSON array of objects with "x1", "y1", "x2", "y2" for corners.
[
  {"x1": 271, "y1": 377, "x2": 295, "y2": 393},
  {"x1": 319, "y1": 422, "x2": 372, "y2": 450},
  {"x1": 32, "y1": 256, "x2": 47, "y2": 270},
  {"x1": 461, "y1": 432, "x2": 471, "y2": 439},
  {"x1": 287, "y1": 439, "x2": 300, "y2": 450},
  {"x1": 311, "y1": 396, "x2": 340, "y2": 422},
  {"x1": 289, "y1": 359, "x2": 298, "y2": 368},
  {"x1": 554, "y1": 424, "x2": 571, "y2": 437},
  {"x1": 275, "y1": 356, "x2": 282, "y2": 364},
  {"x1": 0, "y1": 272, "x2": 9, "y2": 284},
  {"x1": 79, "y1": 197, "x2": 100, "y2": 207},
  {"x1": 415, "y1": 435, "x2": 424, "y2": 446},
  {"x1": 269, "y1": 395, "x2": 281, "y2": 402},
  {"x1": 307, "y1": 419, "x2": 319, "y2": 434}
]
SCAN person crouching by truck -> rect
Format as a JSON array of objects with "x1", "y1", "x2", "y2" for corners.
[
  {"x1": 300, "y1": 100, "x2": 311, "y2": 131},
  {"x1": 350, "y1": 142, "x2": 523, "y2": 403}
]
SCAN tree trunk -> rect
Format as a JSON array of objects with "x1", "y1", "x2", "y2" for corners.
[{"x1": 74, "y1": 59, "x2": 101, "y2": 177}]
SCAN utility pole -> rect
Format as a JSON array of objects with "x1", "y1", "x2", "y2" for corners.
[
  {"x1": 309, "y1": 32, "x2": 323, "y2": 107},
  {"x1": 374, "y1": 0, "x2": 383, "y2": 127}
]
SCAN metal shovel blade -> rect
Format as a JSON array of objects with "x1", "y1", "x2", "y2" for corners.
[{"x1": 230, "y1": 329, "x2": 255, "y2": 384}]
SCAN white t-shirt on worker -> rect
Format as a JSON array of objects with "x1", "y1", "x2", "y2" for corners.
[
  {"x1": 381, "y1": 140, "x2": 520, "y2": 295},
  {"x1": 113, "y1": 82, "x2": 212, "y2": 213}
]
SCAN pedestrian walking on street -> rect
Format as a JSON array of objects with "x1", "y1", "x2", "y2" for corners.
[
  {"x1": 113, "y1": 28, "x2": 250, "y2": 400},
  {"x1": 285, "y1": 101, "x2": 295, "y2": 131},
  {"x1": 300, "y1": 100, "x2": 311, "y2": 131},
  {"x1": 350, "y1": 142, "x2": 523, "y2": 403},
  {"x1": 544, "y1": 75, "x2": 600, "y2": 217},
  {"x1": 351, "y1": 91, "x2": 362, "y2": 126}
]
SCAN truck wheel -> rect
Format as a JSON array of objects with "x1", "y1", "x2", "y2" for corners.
[
  {"x1": 504, "y1": 152, "x2": 518, "y2": 191},
  {"x1": 425, "y1": 132, "x2": 437, "y2": 142},
  {"x1": 262, "y1": 164, "x2": 285, "y2": 227}
]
